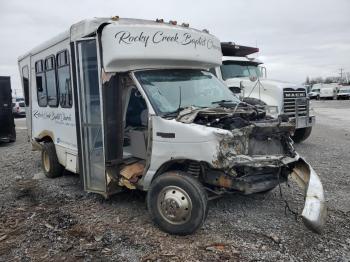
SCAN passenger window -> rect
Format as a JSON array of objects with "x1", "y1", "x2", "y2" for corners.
[
  {"x1": 45, "y1": 56, "x2": 58, "y2": 107},
  {"x1": 22, "y1": 66, "x2": 30, "y2": 106},
  {"x1": 57, "y1": 50, "x2": 72, "y2": 108},
  {"x1": 35, "y1": 60, "x2": 47, "y2": 107}
]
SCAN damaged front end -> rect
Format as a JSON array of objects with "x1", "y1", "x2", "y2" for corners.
[{"x1": 177, "y1": 104, "x2": 326, "y2": 233}]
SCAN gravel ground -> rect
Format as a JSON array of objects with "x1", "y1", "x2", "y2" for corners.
[{"x1": 0, "y1": 100, "x2": 349, "y2": 261}]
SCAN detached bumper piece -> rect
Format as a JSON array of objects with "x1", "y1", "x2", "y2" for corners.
[{"x1": 291, "y1": 158, "x2": 327, "y2": 233}]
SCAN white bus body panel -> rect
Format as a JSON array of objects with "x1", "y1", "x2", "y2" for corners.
[
  {"x1": 101, "y1": 23, "x2": 221, "y2": 72},
  {"x1": 22, "y1": 37, "x2": 78, "y2": 173},
  {"x1": 18, "y1": 56, "x2": 32, "y2": 140}
]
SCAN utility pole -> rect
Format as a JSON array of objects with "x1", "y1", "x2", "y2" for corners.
[{"x1": 339, "y1": 68, "x2": 344, "y2": 81}]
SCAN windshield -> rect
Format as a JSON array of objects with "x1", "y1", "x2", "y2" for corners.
[
  {"x1": 134, "y1": 69, "x2": 240, "y2": 115},
  {"x1": 339, "y1": 89, "x2": 350, "y2": 93},
  {"x1": 220, "y1": 62, "x2": 262, "y2": 80}
]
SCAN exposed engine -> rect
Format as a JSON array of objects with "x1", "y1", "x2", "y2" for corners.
[{"x1": 176, "y1": 103, "x2": 297, "y2": 195}]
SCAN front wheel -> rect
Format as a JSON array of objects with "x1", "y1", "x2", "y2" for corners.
[
  {"x1": 292, "y1": 127, "x2": 312, "y2": 143},
  {"x1": 147, "y1": 171, "x2": 208, "y2": 235}
]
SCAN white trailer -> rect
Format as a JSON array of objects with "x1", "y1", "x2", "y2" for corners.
[
  {"x1": 18, "y1": 17, "x2": 326, "y2": 234},
  {"x1": 212, "y1": 43, "x2": 316, "y2": 143},
  {"x1": 319, "y1": 83, "x2": 339, "y2": 100}
]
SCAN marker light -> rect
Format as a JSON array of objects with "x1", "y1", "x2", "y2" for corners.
[
  {"x1": 169, "y1": 20, "x2": 177, "y2": 25},
  {"x1": 111, "y1": 16, "x2": 119, "y2": 21}
]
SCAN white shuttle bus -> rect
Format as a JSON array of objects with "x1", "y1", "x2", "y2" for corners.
[{"x1": 18, "y1": 17, "x2": 326, "y2": 235}]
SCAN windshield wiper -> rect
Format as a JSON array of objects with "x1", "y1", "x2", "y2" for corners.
[
  {"x1": 162, "y1": 107, "x2": 184, "y2": 118},
  {"x1": 162, "y1": 105, "x2": 207, "y2": 118}
]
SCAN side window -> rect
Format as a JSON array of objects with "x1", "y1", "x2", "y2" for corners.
[
  {"x1": 57, "y1": 50, "x2": 72, "y2": 108},
  {"x1": 45, "y1": 56, "x2": 58, "y2": 107},
  {"x1": 22, "y1": 66, "x2": 30, "y2": 106},
  {"x1": 35, "y1": 60, "x2": 47, "y2": 107}
]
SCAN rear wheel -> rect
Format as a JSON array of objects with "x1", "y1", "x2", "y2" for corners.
[
  {"x1": 147, "y1": 171, "x2": 208, "y2": 235},
  {"x1": 41, "y1": 142, "x2": 63, "y2": 178},
  {"x1": 292, "y1": 127, "x2": 312, "y2": 143}
]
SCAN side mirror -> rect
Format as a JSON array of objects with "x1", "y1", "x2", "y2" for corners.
[
  {"x1": 261, "y1": 66, "x2": 267, "y2": 78},
  {"x1": 240, "y1": 81, "x2": 245, "y2": 97},
  {"x1": 249, "y1": 75, "x2": 257, "y2": 82}
]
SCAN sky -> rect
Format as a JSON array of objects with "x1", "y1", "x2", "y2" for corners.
[{"x1": 0, "y1": 0, "x2": 349, "y2": 96}]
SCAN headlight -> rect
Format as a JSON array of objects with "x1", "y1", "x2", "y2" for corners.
[{"x1": 266, "y1": 105, "x2": 279, "y2": 117}]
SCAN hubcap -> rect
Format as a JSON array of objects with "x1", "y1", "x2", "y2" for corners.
[
  {"x1": 157, "y1": 186, "x2": 192, "y2": 225},
  {"x1": 43, "y1": 151, "x2": 50, "y2": 172}
]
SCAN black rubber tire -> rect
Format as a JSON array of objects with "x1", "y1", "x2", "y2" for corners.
[
  {"x1": 41, "y1": 142, "x2": 64, "y2": 178},
  {"x1": 292, "y1": 127, "x2": 312, "y2": 143},
  {"x1": 147, "y1": 171, "x2": 208, "y2": 235},
  {"x1": 316, "y1": 95, "x2": 320, "y2": 100}
]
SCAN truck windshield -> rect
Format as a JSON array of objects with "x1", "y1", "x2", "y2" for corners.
[
  {"x1": 134, "y1": 69, "x2": 240, "y2": 115},
  {"x1": 220, "y1": 62, "x2": 262, "y2": 80}
]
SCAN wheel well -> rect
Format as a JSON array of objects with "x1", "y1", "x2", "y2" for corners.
[
  {"x1": 153, "y1": 159, "x2": 205, "y2": 181},
  {"x1": 36, "y1": 135, "x2": 53, "y2": 144}
]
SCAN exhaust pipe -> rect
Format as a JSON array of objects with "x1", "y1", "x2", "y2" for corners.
[{"x1": 290, "y1": 158, "x2": 327, "y2": 233}]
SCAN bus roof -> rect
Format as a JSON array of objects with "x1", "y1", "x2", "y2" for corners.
[{"x1": 18, "y1": 17, "x2": 217, "y2": 62}]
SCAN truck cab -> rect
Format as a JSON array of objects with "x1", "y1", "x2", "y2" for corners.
[{"x1": 212, "y1": 43, "x2": 315, "y2": 143}]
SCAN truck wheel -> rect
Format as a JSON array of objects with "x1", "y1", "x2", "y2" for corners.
[
  {"x1": 41, "y1": 142, "x2": 63, "y2": 178},
  {"x1": 316, "y1": 95, "x2": 320, "y2": 100},
  {"x1": 292, "y1": 127, "x2": 312, "y2": 143},
  {"x1": 147, "y1": 171, "x2": 208, "y2": 235}
]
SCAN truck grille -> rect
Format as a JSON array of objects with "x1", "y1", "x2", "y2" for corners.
[{"x1": 283, "y1": 88, "x2": 307, "y2": 117}]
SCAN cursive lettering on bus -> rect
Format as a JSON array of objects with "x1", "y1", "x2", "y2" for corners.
[
  {"x1": 114, "y1": 31, "x2": 150, "y2": 47},
  {"x1": 113, "y1": 30, "x2": 219, "y2": 50},
  {"x1": 152, "y1": 31, "x2": 179, "y2": 44}
]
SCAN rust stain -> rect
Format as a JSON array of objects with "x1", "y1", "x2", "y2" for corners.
[{"x1": 218, "y1": 175, "x2": 232, "y2": 188}]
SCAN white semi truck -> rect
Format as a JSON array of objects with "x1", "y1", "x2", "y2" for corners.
[
  {"x1": 18, "y1": 18, "x2": 325, "y2": 235},
  {"x1": 212, "y1": 43, "x2": 315, "y2": 143}
]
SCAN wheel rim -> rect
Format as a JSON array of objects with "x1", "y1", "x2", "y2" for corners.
[
  {"x1": 157, "y1": 186, "x2": 192, "y2": 225},
  {"x1": 43, "y1": 150, "x2": 50, "y2": 172}
]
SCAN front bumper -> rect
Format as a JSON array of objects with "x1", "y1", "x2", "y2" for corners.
[
  {"x1": 290, "y1": 157, "x2": 327, "y2": 233},
  {"x1": 205, "y1": 155, "x2": 326, "y2": 233},
  {"x1": 291, "y1": 115, "x2": 315, "y2": 129},
  {"x1": 284, "y1": 96, "x2": 315, "y2": 129}
]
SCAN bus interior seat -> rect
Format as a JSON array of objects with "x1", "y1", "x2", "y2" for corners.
[{"x1": 123, "y1": 87, "x2": 148, "y2": 160}]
